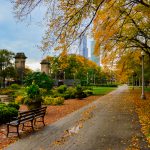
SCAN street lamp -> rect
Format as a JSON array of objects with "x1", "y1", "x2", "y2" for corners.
[
  {"x1": 132, "y1": 71, "x2": 134, "y2": 90},
  {"x1": 64, "y1": 71, "x2": 65, "y2": 80},
  {"x1": 141, "y1": 51, "x2": 146, "y2": 100}
]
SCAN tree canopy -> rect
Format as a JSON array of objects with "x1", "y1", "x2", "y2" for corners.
[
  {"x1": 13, "y1": 0, "x2": 150, "y2": 54},
  {"x1": 13, "y1": 0, "x2": 150, "y2": 82},
  {"x1": 0, "y1": 49, "x2": 16, "y2": 87},
  {"x1": 45, "y1": 53, "x2": 102, "y2": 84}
]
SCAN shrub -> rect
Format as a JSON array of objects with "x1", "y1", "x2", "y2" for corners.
[
  {"x1": 83, "y1": 89, "x2": 93, "y2": 96},
  {"x1": 99, "y1": 84, "x2": 118, "y2": 87},
  {"x1": 0, "y1": 88, "x2": 15, "y2": 95},
  {"x1": 24, "y1": 82, "x2": 43, "y2": 109},
  {"x1": 51, "y1": 89, "x2": 63, "y2": 98},
  {"x1": 13, "y1": 87, "x2": 27, "y2": 99},
  {"x1": 7, "y1": 102, "x2": 20, "y2": 110},
  {"x1": 15, "y1": 95, "x2": 25, "y2": 104},
  {"x1": 52, "y1": 86, "x2": 77, "y2": 99},
  {"x1": 43, "y1": 96, "x2": 64, "y2": 105},
  {"x1": 64, "y1": 87, "x2": 77, "y2": 99},
  {"x1": 39, "y1": 88, "x2": 48, "y2": 96},
  {"x1": 76, "y1": 85, "x2": 87, "y2": 99},
  {"x1": 0, "y1": 103, "x2": 18, "y2": 124},
  {"x1": 9, "y1": 84, "x2": 20, "y2": 89},
  {"x1": 26, "y1": 83, "x2": 40, "y2": 99},
  {"x1": 57, "y1": 85, "x2": 67, "y2": 93},
  {"x1": 0, "y1": 102, "x2": 6, "y2": 107}
]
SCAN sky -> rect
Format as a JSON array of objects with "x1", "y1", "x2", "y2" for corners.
[{"x1": 0, "y1": 0, "x2": 92, "y2": 71}]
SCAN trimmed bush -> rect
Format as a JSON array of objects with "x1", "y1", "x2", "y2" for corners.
[
  {"x1": 15, "y1": 95, "x2": 25, "y2": 104},
  {"x1": 43, "y1": 96, "x2": 64, "y2": 105},
  {"x1": 26, "y1": 83, "x2": 40, "y2": 99},
  {"x1": 40, "y1": 88, "x2": 48, "y2": 96},
  {"x1": 83, "y1": 89, "x2": 93, "y2": 96},
  {"x1": 25, "y1": 83, "x2": 43, "y2": 109},
  {"x1": 9, "y1": 84, "x2": 20, "y2": 89},
  {"x1": 76, "y1": 85, "x2": 87, "y2": 99},
  {"x1": 7, "y1": 102, "x2": 20, "y2": 110},
  {"x1": 0, "y1": 88, "x2": 15, "y2": 95},
  {"x1": 57, "y1": 85, "x2": 67, "y2": 93},
  {"x1": 51, "y1": 89, "x2": 63, "y2": 98},
  {"x1": 0, "y1": 103, "x2": 18, "y2": 124},
  {"x1": 64, "y1": 87, "x2": 77, "y2": 99},
  {"x1": 99, "y1": 84, "x2": 118, "y2": 87},
  {"x1": 52, "y1": 86, "x2": 77, "y2": 99}
]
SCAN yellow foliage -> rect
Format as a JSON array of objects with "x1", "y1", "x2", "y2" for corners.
[{"x1": 15, "y1": 95, "x2": 24, "y2": 104}]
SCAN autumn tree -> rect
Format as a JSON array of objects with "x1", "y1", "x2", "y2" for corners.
[
  {"x1": 13, "y1": 0, "x2": 150, "y2": 53},
  {"x1": 13, "y1": 0, "x2": 150, "y2": 83},
  {"x1": 45, "y1": 53, "x2": 102, "y2": 85}
]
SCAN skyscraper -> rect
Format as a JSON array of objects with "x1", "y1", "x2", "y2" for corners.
[
  {"x1": 79, "y1": 35, "x2": 88, "y2": 58},
  {"x1": 90, "y1": 41, "x2": 100, "y2": 66}
]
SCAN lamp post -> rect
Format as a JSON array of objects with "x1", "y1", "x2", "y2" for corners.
[
  {"x1": 64, "y1": 71, "x2": 65, "y2": 80},
  {"x1": 141, "y1": 51, "x2": 146, "y2": 100},
  {"x1": 132, "y1": 71, "x2": 134, "y2": 90}
]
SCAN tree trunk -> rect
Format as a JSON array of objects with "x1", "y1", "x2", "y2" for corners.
[{"x1": 3, "y1": 77, "x2": 5, "y2": 88}]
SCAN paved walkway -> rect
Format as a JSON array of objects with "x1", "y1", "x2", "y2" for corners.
[{"x1": 5, "y1": 85, "x2": 149, "y2": 150}]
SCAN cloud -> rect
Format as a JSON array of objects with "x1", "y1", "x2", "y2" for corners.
[
  {"x1": 26, "y1": 60, "x2": 41, "y2": 71},
  {"x1": 0, "y1": 0, "x2": 48, "y2": 70}
]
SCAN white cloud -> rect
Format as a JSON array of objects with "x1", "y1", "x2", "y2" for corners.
[
  {"x1": 0, "y1": 0, "x2": 48, "y2": 71},
  {"x1": 26, "y1": 59, "x2": 41, "y2": 71}
]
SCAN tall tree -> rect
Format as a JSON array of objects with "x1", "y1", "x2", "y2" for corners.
[
  {"x1": 0, "y1": 49, "x2": 15, "y2": 87},
  {"x1": 13, "y1": 0, "x2": 150, "y2": 54},
  {"x1": 13, "y1": 0, "x2": 150, "y2": 83}
]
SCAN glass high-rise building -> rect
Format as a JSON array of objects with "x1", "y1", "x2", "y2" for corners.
[
  {"x1": 90, "y1": 41, "x2": 100, "y2": 66},
  {"x1": 79, "y1": 35, "x2": 88, "y2": 58}
]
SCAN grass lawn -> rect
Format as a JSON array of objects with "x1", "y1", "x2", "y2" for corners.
[
  {"x1": 144, "y1": 87, "x2": 150, "y2": 92},
  {"x1": 128, "y1": 86, "x2": 150, "y2": 92},
  {"x1": 92, "y1": 87, "x2": 117, "y2": 95}
]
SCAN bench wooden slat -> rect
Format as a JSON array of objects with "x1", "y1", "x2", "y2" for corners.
[{"x1": 6, "y1": 106, "x2": 47, "y2": 137}]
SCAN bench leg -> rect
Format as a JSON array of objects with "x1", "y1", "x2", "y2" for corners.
[
  {"x1": 31, "y1": 120, "x2": 34, "y2": 131},
  {"x1": 34, "y1": 119, "x2": 36, "y2": 126},
  {"x1": 22, "y1": 123, "x2": 25, "y2": 131},
  {"x1": 17, "y1": 125, "x2": 20, "y2": 138},
  {"x1": 42, "y1": 117, "x2": 45, "y2": 126},
  {"x1": 7, "y1": 124, "x2": 9, "y2": 137}
]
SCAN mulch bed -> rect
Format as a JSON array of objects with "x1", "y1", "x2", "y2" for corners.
[{"x1": 0, "y1": 95, "x2": 100, "y2": 150}]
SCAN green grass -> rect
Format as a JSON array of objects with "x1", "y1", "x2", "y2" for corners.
[
  {"x1": 92, "y1": 87, "x2": 117, "y2": 95},
  {"x1": 128, "y1": 86, "x2": 150, "y2": 92},
  {"x1": 144, "y1": 87, "x2": 150, "y2": 92}
]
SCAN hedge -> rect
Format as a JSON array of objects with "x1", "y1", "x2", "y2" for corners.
[{"x1": 0, "y1": 103, "x2": 19, "y2": 124}]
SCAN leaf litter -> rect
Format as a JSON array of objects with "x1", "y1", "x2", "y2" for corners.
[{"x1": 52, "y1": 106, "x2": 96, "y2": 146}]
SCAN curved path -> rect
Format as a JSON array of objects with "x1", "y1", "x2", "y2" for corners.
[{"x1": 5, "y1": 85, "x2": 149, "y2": 150}]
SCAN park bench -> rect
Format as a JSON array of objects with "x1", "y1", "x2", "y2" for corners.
[
  {"x1": 33, "y1": 106, "x2": 47, "y2": 126},
  {"x1": 6, "y1": 106, "x2": 47, "y2": 137}
]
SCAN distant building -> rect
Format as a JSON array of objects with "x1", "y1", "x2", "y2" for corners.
[
  {"x1": 79, "y1": 35, "x2": 88, "y2": 58},
  {"x1": 14, "y1": 52, "x2": 27, "y2": 83},
  {"x1": 40, "y1": 59, "x2": 50, "y2": 75},
  {"x1": 14, "y1": 52, "x2": 27, "y2": 70},
  {"x1": 90, "y1": 41, "x2": 100, "y2": 66}
]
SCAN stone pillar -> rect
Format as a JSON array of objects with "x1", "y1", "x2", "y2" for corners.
[
  {"x1": 40, "y1": 60, "x2": 50, "y2": 75},
  {"x1": 14, "y1": 53, "x2": 27, "y2": 70},
  {"x1": 14, "y1": 52, "x2": 27, "y2": 84}
]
